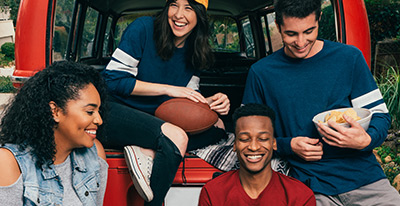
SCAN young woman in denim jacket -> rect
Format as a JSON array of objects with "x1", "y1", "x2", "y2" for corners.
[{"x1": 0, "y1": 61, "x2": 108, "y2": 205}]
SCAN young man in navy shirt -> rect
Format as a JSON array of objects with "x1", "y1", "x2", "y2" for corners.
[{"x1": 242, "y1": 0, "x2": 400, "y2": 204}]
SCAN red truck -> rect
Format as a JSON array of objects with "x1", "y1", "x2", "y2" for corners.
[{"x1": 12, "y1": 0, "x2": 371, "y2": 205}]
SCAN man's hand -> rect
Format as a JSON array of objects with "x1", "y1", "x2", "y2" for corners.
[
  {"x1": 318, "y1": 114, "x2": 371, "y2": 150},
  {"x1": 291, "y1": 137, "x2": 323, "y2": 161}
]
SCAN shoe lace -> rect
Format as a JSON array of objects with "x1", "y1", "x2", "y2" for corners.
[
  {"x1": 145, "y1": 156, "x2": 153, "y2": 183},
  {"x1": 137, "y1": 154, "x2": 153, "y2": 184}
]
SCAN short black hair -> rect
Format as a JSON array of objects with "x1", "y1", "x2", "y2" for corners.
[
  {"x1": 274, "y1": 0, "x2": 322, "y2": 26},
  {"x1": 232, "y1": 103, "x2": 276, "y2": 131}
]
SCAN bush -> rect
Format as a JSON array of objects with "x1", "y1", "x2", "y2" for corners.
[
  {"x1": 0, "y1": 53, "x2": 13, "y2": 68},
  {"x1": 366, "y1": 0, "x2": 400, "y2": 42},
  {"x1": 376, "y1": 65, "x2": 400, "y2": 130},
  {"x1": 1, "y1": 42, "x2": 15, "y2": 59},
  {"x1": 376, "y1": 145, "x2": 400, "y2": 183},
  {"x1": 365, "y1": 0, "x2": 400, "y2": 67},
  {"x1": 0, "y1": 42, "x2": 15, "y2": 67},
  {"x1": 0, "y1": 76, "x2": 16, "y2": 93}
]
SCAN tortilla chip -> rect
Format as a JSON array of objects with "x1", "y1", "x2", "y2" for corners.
[{"x1": 323, "y1": 108, "x2": 361, "y2": 124}]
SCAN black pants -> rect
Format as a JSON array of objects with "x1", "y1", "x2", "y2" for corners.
[{"x1": 101, "y1": 99, "x2": 227, "y2": 206}]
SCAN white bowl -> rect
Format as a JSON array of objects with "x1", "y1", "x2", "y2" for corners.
[{"x1": 312, "y1": 108, "x2": 372, "y2": 132}]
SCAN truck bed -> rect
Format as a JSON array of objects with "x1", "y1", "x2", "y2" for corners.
[{"x1": 104, "y1": 150, "x2": 222, "y2": 206}]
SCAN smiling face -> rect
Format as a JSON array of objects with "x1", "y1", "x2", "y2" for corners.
[
  {"x1": 234, "y1": 115, "x2": 276, "y2": 175},
  {"x1": 168, "y1": 0, "x2": 198, "y2": 47},
  {"x1": 279, "y1": 12, "x2": 320, "y2": 59},
  {"x1": 52, "y1": 83, "x2": 103, "y2": 150}
]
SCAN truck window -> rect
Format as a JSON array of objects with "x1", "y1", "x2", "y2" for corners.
[
  {"x1": 103, "y1": 16, "x2": 113, "y2": 57},
  {"x1": 114, "y1": 15, "x2": 135, "y2": 50},
  {"x1": 240, "y1": 17, "x2": 255, "y2": 58},
  {"x1": 261, "y1": 12, "x2": 283, "y2": 55},
  {"x1": 261, "y1": 15, "x2": 271, "y2": 55},
  {"x1": 209, "y1": 16, "x2": 239, "y2": 53},
  {"x1": 113, "y1": 12, "x2": 157, "y2": 50},
  {"x1": 319, "y1": 0, "x2": 337, "y2": 42},
  {"x1": 53, "y1": 0, "x2": 74, "y2": 62},
  {"x1": 80, "y1": 7, "x2": 99, "y2": 58}
]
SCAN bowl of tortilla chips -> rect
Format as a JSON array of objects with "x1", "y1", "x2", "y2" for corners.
[{"x1": 312, "y1": 108, "x2": 372, "y2": 132}]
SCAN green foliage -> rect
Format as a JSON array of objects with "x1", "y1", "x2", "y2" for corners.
[
  {"x1": 377, "y1": 145, "x2": 396, "y2": 163},
  {"x1": 0, "y1": 76, "x2": 16, "y2": 93},
  {"x1": 0, "y1": 0, "x2": 20, "y2": 26},
  {"x1": 0, "y1": 42, "x2": 15, "y2": 67},
  {"x1": 366, "y1": 1, "x2": 400, "y2": 41},
  {"x1": 53, "y1": 0, "x2": 74, "y2": 59},
  {"x1": 53, "y1": 27, "x2": 68, "y2": 58},
  {"x1": 114, "y1": 15, "x2": 137, "y2": 47},
  {"x1": 0, "y1": 53, "x2": 13, "y2": 67},
  {"x1": 318, "y1": 3, "x2": 337, "y2": 42},
  {"x1": 376, "y1": 65, "x2": 400, "y2": 130},
  {"x1": 1, "y1": 42, "x2": 15, "y2": 59},
  {"x1": 376, "y1": 145, "x2": 400, "y2": 183},
  {"x1": 383, "y1": 164, "x2": 400, "y2": 183},
  {"x1": 209, "y1": 16, "x2": 240, "y2": 52},
  {"x1": 365, "y1": 0, "x2": 400, "y2": 67},
  {"x1": 114, "y1": 13, "x2": 156, "y2": 49}
]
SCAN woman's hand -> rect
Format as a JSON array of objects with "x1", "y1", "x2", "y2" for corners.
[
  {"x1": 132, "y1": 80, "x2": 207, "y2": 103},
  {"x1": 165, "y1": 85, "x2": 208, "y2": 104},
  {"x1": 206, "y1": 93, "x2": 230, "y2": 115}
]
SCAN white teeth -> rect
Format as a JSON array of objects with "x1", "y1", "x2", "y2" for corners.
[
  {"x1": 85, "y1": 130, "x2": 96, "y2": 135},
  {"x1": 247, "y1": 155, "x2": 262, "y2": 160},
  {"x1": 174, "y1": 22, "x2": 186, "y2": 27}
]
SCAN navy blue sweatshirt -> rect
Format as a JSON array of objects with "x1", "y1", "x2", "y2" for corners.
[
  {"x1": 103, "y1": 16, "x2": 200, "y2": 114},
  {"x1": 243, "y1": 40, "x2": 390, "y2": 195}
]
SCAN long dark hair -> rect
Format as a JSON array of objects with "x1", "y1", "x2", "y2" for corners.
[
  {"x1": 0, "y1": 61, "x2": 107, "y2": 168},
  {"x1": 154, "y1": 0, "x2": 214, "y2": 70}
]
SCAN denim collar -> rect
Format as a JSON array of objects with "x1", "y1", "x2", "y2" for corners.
[{"x1": 71, "y1": 148, "x2": 88, "y2": 172}]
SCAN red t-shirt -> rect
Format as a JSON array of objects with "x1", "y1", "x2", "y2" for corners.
[{"x1": 198, "y1": 170, "x2": 316, "y2": 206}]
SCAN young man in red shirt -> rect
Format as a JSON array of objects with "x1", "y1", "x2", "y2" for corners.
[{"x1": 198, "y1": 103, "x2": 315, "y2": 206}]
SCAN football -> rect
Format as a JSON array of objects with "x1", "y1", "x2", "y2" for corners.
[{"x1": 155, "y1": 98, "x2": 218, "y2": 135}]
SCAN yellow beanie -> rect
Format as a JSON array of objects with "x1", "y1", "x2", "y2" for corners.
[{"x1": 194, "y1": 0, "x2": 208, "y2": 9}]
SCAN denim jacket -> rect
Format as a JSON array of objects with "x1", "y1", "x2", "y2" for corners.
[{"x1": 1, "y1": 143, "x2": 102, "y2": 206}]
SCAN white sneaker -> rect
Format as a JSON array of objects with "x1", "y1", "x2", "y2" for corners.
[{"x1": 124, "y1": 145, "x2": 154, "y2": 202}]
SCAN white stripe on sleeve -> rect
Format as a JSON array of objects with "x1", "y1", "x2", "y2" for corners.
[
  {"x1": 352, "y1": 89, "x2": 383, "y2": 108},
  {"x1": 113, "y1": 48, "x2": 140, "y2": 68},
  {"x1": 186, "y1": 75, "x2": 200, "y2": 90},
  {"x1": 106, "y1": 59, "x2": 138, "y2": 76}
]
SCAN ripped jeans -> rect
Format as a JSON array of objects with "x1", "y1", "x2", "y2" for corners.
[{"x1": 102, "y1": 98, "x2": 227, "y2": 206}]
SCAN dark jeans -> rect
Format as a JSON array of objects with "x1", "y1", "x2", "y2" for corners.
[{"x1": 101, "y1": 99, "x2": 227, "y2": 206}]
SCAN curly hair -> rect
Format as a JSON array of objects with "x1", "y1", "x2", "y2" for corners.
[
  {"x1": 232, "y1": 103, "x2": 276, "y2": 131},
  {"x1": 274, "y1": 0, "x2": 322, "y2": 26},
  {"x1": 154, "y1": 0, "x2": 214, "y2": 70},
  {"x1": 0, "y1": 61, "x2": 107, "y2": 168}
]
